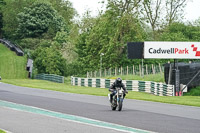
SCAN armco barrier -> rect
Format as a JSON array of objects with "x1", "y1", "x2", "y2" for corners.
[
  {"x1": 71, "y1": 77, "x2": 174, "y2": 96},
  {"x1": 0, "y1": 39, "x2": 24, "y2": 56},
  {"x1": 35, "y1": 74, "x2": 64, "y2": 83}
]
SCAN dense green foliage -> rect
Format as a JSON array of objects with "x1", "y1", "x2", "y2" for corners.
[
  {"x1": 184, "y1": 86, "x2": 200, "y2": 96},
  {"x1": 32, "y1": 44, "x2": 66, "y2": 75},
  {"x1": 160, "y1": 22, "x2": 200, "y2": 41},
  {"x1": 75, "y1": 11, "x2": 147, "y2": 73},
  {"x1": 48, "y1": 0, "x2": 76, "y2": 26},
  {"x1": 0, "y1": 0, "x2": 5, "y2": 37},
  {"x1": 2, "y1": 0, "x2": 36, "y2": 39},
  {"x1": 0, "y1": 44, "x2": 28, "y2": 79},
  {"x1": 1, "y1": 0, "x2": 200, "y2": 78},
  {"x1": 17, "y1": 2, "x2": 66, "y2": 38}
]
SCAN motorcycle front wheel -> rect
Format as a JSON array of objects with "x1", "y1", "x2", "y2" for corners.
[
  {"x1": 111, "y1": 105, "x2": 117, "y2": 110},
  {"x1": 117, "y1": 98, "x2": 123, "y2": 111}
]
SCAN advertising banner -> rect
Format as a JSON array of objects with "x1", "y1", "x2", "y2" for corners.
[{"x1": 144, "y1": 41, "x2": 200, "y2": 59}]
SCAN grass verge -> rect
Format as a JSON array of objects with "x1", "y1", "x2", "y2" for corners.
[
  {"x1": 0, "y1": 44, "x2": 28, "y2": 79},
  {"x1": 184, "y1": 86, "x2": 200, "y2": 96},
  {"x1": 0, "y1": 129, "x2": 6, "y2": 133},
  {"x1": 104, "y1": 73, "x2": 164, "y2": 82},
  {"x1": 2, "y1": 79, "x2": 200, "y2": 107}
]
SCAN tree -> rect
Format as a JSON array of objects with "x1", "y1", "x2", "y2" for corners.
[
  {"x1": 75, "y1": 7, "x2": 146, "y2": 73},
  {"x1": 53, "y1": 25, "x2": 78, "y2": 63},
  {"x1": 106, "y1": 0, "x2": 142, "y2": 16},
  {"x1": 74, "y1": 12, "x2": 97, "y2": 72},
  {"x1": 160, "y1": 22, "x2": 200, "y2": 42},
  {"x1": 17, "y1": 2, "x2": 66, "y2": 38},
  {"x1": 165, "y1": 0, "x2": 187, "y2": 26},
  {"x1": 0, "y1": 0, "x2": 5, "y2": 38},
  {"x1": 33, "y1": 44, "x2": 66, "y2": 76},
  {"x1": 48, "y1": 0, "x2": 76, "y2": 26},
  {"x1": 2, "y1": 0, "x2": 36, "y2": 39},
  {"x1": 142, "y1": 0, "x2": 162, "y2": 39}
]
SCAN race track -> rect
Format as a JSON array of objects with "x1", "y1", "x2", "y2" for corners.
[{"x1": 0, "y1": 82, "x2": 200, "y2": 133}]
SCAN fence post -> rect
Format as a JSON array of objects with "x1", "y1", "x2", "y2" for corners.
[
  {"x1": 62, "y1": 76, "x2": 64, "y2": 83},
  {"x1": 139, "y1": 64, "x2": 142, "y2": 77},
  {"x1": 133, "y1": 65, "x2": 135, "y2": 75},
  {"x1": 95, "y1": 71, "x2": 97, "y2": 78},
  {"x1": 168, "y1": 64, "x2": 172, "y2": 84},
  {"x1": 127, "y1": 66, "x2": 129, "y2": 75},
  {"x1": 100, "y1": 69, "x2": 101, "y2": 78},
  {"x1": 110, "y1": 68, "x2": 111, "y2": 76},
  {"x1": 105, "y1": 69, "x2": 106, "y2": 77},
  {"x1": 159, "y1": 63, "x2": 162, "y2": 73},
  {"x1": 121, "y1": 66, "x2": 123, "y2": 75},
  {"x1": 87, "y1": 72, "x2": 89, "y2": 78},
  {"x1": 146, "y1": 64, "x2": 148, "y2": 75},
  {"x1": 115, "y1": 67, "x2": 117, "y2": 76},
  {"x1": 152, "y1": 64, "x2": 155, "y2": 74}
]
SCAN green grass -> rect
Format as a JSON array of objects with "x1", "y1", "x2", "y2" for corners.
[
  {"x1": 184, "y1": 86, "x2": 200, "y2": 96},
  {"x1": 2, "y1": 78, "x2": 200, "y2": 107},
  {"x1": 0, "y1": 129, "x2": 6, "y2": 133},
  {"x1": 0, "y1": 44, "x2": 28, "y2": 79},
  {"x1": 104, "y1": 73, "x2": 164, "y2": 82},
  {"x1": 2, "y1": 79, "x2": 108, "y2": 96}
]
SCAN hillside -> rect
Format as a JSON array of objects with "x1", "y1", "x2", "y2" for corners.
[{"x1": 0, "y1": 44, "x2": 28, "y2": 79}]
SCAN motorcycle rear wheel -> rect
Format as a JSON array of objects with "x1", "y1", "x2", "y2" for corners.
[{"x1": 111, "y1": 98, "x2": 117, "y2": 110}]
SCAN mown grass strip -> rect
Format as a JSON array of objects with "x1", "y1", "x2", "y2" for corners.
[
  {"x1": 104, "y1": 73, "x2": 165, "y2": 82},
  {"x1": 1, "y1": 79, "x2": 200, "y2": 107},
  {"x1": 0, "y1": 44, "x2": 28, "y2": 79},
  {"x1": 0, "y1": 129, "x2": 6, "y2": 133}
]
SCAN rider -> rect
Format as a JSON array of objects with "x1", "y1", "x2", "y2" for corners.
[{"x1": 109, "y1": 78, "x2": 128, "y2": 103}]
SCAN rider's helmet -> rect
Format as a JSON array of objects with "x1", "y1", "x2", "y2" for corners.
[{"x1": 115, "y1": 77, "x2": 122, "y2": 87}]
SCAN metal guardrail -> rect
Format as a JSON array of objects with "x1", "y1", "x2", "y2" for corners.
[
  {"x1": 35, "y1": 74, "x2": 64, "y2": 83},
  {"x1": 0, "y1": 39, "x2": 24, "y2": 56}
]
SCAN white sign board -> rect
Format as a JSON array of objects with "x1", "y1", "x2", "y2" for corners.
[{"x1": 144, "y1": 41, "x2": 200, "y2": 59}]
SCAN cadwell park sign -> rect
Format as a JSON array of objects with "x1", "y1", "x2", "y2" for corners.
[
  {"x1": 144, "y1": 42, "x2": 200, "y2": 59},
  {"x1": 127, "y1": 41, "x2": 200, "y2": 59},
  {"x1": 127, "y1": 41, "x2": 200, "y2": 96}
]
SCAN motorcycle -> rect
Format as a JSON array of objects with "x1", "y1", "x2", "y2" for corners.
[{"x1": 108, "y1": 87, "x2": 125, "y2": 111}]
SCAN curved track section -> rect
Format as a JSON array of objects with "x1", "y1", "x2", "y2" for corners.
[{"x1": 0, "y1": 82, "x2": 200, "y2": 133}]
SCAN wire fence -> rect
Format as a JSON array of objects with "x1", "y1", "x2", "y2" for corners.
[
  {"x1": 164, "y1": 63, "x2": 200, "y2": 88},
  {"x1": 87, "y1": 63, "x2": 164, "y2": 78}
]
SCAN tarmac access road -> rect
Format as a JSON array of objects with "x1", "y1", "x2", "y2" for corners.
[{"x1": 0, "y1": 82, "x2": 200, "y2": 133}]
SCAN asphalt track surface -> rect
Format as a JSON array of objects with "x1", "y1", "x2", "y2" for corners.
[{"x1": 0, "y1": 82, "x2": 200, "y2": 133}]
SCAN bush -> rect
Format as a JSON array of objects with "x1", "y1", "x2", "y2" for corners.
[
  {"x1": 33, "y1": 44, "x2": 66, "y2": 76},
  {"x1": 184, "y1": 86, "x2": 200, "y2": 96}
]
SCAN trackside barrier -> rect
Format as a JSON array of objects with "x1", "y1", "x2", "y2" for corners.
[
  {"x1": 0, "y1": 39, "x2": 24, "y2": 56},
  {"x1": 26, "y1": 59, "x2": 33, "y2": 78},
  {"x1": 35, "y1": 74, "x2": 64, "y2": 83},
  {"x1": 71, "y1": 76, "x2": 174, "y2": 96}
]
